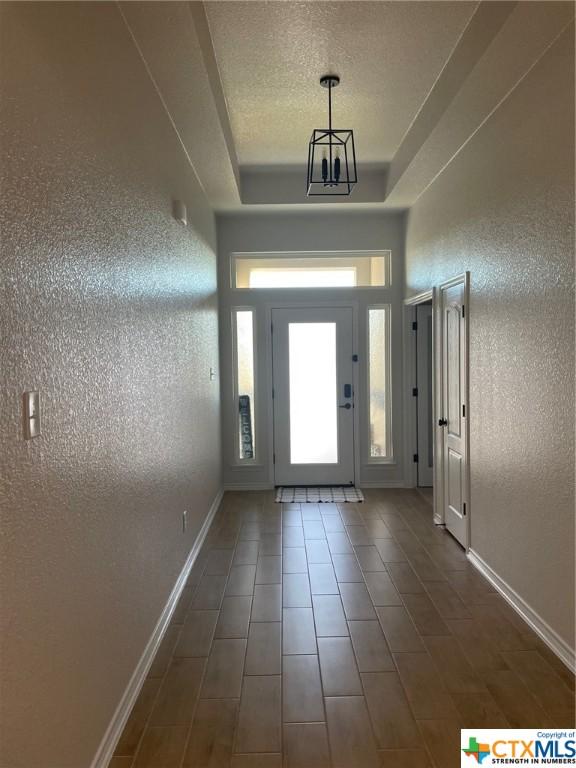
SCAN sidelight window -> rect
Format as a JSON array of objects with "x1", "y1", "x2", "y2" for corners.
[
  {"x1": 368, "y1": 306, "x2": 392, "y2": 460},
  {"x1": 233, "y1": 309, "x2": 256, "y2": 462}
]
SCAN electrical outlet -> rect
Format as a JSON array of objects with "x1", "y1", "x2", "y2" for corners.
[
  {"x1": 209, "y1": 367, "x2": 216, "y2": 381},
  {"x1": 182, "y1": 510, "x2": 188, "y2": 533}
]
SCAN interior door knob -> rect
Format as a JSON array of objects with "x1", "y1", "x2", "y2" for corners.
[
  {"x1": 438, "y1": 418, "x2": 447, "y2": 426},
  {"x1": 339, "y1": 403, "x2": 352, "y2": 409}
]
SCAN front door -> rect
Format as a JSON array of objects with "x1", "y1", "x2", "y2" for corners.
[
  {"x1": 272, "y1": 307, "x2": 355, "y2": 486},
  {"x1": 439, "y1": 279, "x2": 468, "y2": 546}
]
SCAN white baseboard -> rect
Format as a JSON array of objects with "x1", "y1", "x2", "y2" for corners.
[
  {"x1": 358, "y1": 481, "x2": 406, "y2": 489},
  {"x1": 90, "y1": 488, "x2": 224, "y2": 768},
  {"x1": 468, "y1": 548, "x2": 575, "y2": 673}
]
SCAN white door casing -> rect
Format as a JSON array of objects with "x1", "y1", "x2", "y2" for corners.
[
  {"x1": 272, "y1": 306, "x2": 355, "y2": 486},
  {"x1": 438, "y1": 276, "x2": 469, "y2": 547},
  {"x1": 416, "y1": 304, "x2": 434, "y2": 487}
]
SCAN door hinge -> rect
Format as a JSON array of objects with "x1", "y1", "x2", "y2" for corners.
[
  {"x1": 462, "y1": 404, "x2": 466, "y2": 417},
  {"x1": 271, "y1": 322, "x2": 274, "y2": 334},
  {"x1": 413, "y1": 453, "x2": 419, "y2": 463},
  {"x1": 272, "y1": 388, "x2": 275, "y2": 399},
  {"x1": 412, "y1": 387, "x2": 418, "y2": 397},
  {"x1": 463, "y1": 502, "x2": 467, "y2": 516},
  {"x1": 273, "y1": 452, "x2": 276, "y2": 464},
  {"x1": 412, "y1": 321, "x2": 418, "y2": 331},
  {"x1": 462, "y1": 305, "x2": 465, "y2": 318}
]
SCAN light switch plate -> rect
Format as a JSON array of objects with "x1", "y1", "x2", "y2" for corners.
[{"x1": 23, "y1": 391, "x2": 41, "y2": 439}]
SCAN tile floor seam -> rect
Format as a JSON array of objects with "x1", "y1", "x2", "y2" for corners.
[
  {"x1": 127, "y1": 561, "x2": 210, "y2": 767},
  {"x1": 117, "y1": 491, "x2": 575, "y2": 768},
  {"x1": 177, "y1": 511, "x2": 241, "y2": 768},
  {"x1": 132, "y1": 594, "x2": 197, "y2": 766},
  {"x1": 327, "y1": 504, "x2": 394, "y2": 759}
]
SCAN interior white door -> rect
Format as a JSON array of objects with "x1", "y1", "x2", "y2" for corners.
[
  {"x1": 439, "y1": 281, "x2": 467, "y2": 546},
  {"x1": 272, "y1": 307, "x2": 355, "y2": 486},
  {"x1": 416, "y1": 304, "x2": 434, "y2": 487}
]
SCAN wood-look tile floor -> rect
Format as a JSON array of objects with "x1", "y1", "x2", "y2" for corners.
[{"x1": 111, "y1": 490, "x2": 575, "y2": 768}]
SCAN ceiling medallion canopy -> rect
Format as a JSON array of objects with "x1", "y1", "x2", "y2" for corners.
[{"x1": 306, "y1": 75, "x2": 357, "y2": 197}]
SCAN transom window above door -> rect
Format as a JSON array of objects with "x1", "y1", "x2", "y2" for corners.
[{"x1": 232, "y1": 252, "x2": 391, "y2": 289}]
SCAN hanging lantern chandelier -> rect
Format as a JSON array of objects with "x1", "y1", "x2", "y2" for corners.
[{"x1": 306, "y1": 75, "x2": 357, "y2": 196}]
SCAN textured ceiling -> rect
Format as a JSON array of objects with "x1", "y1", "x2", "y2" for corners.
[{"x1": 205, "y1": 1, "x2": 477, "y2": 165}]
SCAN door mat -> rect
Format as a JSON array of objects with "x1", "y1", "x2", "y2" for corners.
[{"x1": 276, "y1": 487, "x2": 364, "y2": 503}]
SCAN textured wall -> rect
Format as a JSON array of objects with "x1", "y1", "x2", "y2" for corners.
[
  {"x1": 0, "y1": 3, "x2": 221, "y2": 766},
  {"x1": 405, "y1": 25, "x2": 575, "y2": 649}
]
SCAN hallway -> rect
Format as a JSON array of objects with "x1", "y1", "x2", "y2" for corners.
[
  {"x1": 112, "y1": 490, "x2": 575, "y2": 768},
  {"x1": 2, "y1": 4, "x2": 575, "y2": 763}
]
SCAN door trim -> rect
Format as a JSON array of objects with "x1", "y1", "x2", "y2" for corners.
[
  {"x1": 403, "y1": 276, "x2": 470, "y2": 541},
  {"x1": 436, "y1": 272, "x2": 470, "y2": 550},
  {"x1": 402, "y1": 290, "x2": 436, "y2": 512},
  {"x1": 416, "y1": 303, "x2": 434, "y2": 487},
  {"x1": 271, "y1": 306, "x2": 356, "y2": 486},
  {"x1": 263, "y1": 300, "x2": 360, "y2": 488}
]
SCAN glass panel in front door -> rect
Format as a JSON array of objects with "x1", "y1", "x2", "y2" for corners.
[{"x1": 288, "y1": 322, "x2": 338, "y2": 464}]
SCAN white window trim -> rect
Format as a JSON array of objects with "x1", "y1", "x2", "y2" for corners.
[
  {"x1": 231, "y1": 307, "x2": 258, "y2": 465},
  {"x1": 231, "y1": 250, "x2": 391, "y2": 290},
  {"x1": 366, "y1": 303, "x2": 393, "y2": 463}
]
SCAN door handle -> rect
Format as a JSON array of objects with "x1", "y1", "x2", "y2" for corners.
[
  {"x1": 339, "y1": 403, "x2": 352, "y2": 410},
  {"x1": 438, "y1": 418, "x2": 447, "y2": 426}
]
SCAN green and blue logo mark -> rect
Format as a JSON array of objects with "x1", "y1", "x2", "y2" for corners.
[{"x1": 462, "y1": 736, "x2": 491, "y2": 764}]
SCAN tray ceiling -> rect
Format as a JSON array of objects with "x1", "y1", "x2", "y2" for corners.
[{"x1": 205, "y1": 1, "x2": 477, "y2": 165}]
